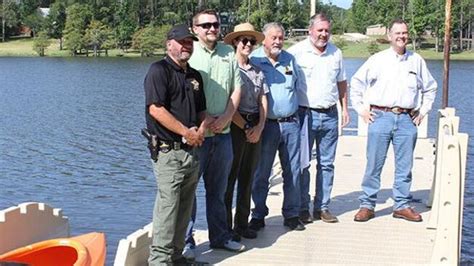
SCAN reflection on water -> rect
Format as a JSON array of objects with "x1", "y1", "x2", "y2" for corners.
[{"x1": 0, "y1": 57, "x2": 472, "y2": 264}]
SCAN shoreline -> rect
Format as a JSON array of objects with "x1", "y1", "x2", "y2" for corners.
[{"x1": 1, "y1": 37, "x2": 473, "y2": 60}]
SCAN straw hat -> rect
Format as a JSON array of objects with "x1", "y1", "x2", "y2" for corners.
[{"x1": 223, "y1": 22, "x2": 265, "y2": 45}]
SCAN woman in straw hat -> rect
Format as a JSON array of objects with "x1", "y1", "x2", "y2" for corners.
[{"x1": 223, "y1": 22, "x2": 269, "y2": 241}]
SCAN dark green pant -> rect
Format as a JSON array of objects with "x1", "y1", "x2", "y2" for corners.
[{"x1": 148, "y1": 148, "x2": 199, "y2": 265}]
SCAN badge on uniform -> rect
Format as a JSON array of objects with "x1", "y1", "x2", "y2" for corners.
[{"x1": 190, "y1": 79, "x2": 200, "y2": 91}]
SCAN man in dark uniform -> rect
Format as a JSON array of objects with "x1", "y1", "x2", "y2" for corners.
[{"x1": 144, "y1": 24, "x2": 207, "y2": 265}]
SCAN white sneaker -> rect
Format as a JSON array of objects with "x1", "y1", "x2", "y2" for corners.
[
  {"x1": 182, "y1": 245, "x2": 196, "y2": 260},
  {"x1": 222, "y1": 240, "x2": 245, "y2": 252}
]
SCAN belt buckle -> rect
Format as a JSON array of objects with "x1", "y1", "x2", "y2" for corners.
[
  {"x1": 159, "y1": 142, "x2": 171, "y2": 153},
  {"x1": 391, "y1": 107, "x2": 402, "y2": 114}
]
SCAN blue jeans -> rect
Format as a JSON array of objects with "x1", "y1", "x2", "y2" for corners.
[
  {"x1": 185, "y1": 134, "x2": 233, "y2": 247},
  {"x1": 359, "y1": 110, "x2": 417, "y2": 210},
  {"x1": 299, "y1": 106, "x2": 339, "y2": 212},
  {"x1": 251, "y1": 117, "x2": 301, "y2": 219}
]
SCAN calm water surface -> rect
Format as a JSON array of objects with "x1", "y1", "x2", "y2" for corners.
[{"x1": 0, "y1": 57, "x2": 472, "y2": 264}]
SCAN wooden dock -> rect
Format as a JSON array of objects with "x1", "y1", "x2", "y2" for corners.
[{"x1": 190, "y1": 136, "x2": 436, "y2": 265}]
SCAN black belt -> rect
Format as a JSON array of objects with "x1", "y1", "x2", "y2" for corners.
[
  {"x1": 299, "y1": 105, "x2": 336, "y2": 113},
  {"x1": 159, "y1": 140, "x2": 190, "y2": 152},
  {"x1": 268, "y1": 114, "x2": 296, "y2": 123},
  {"x1": 370, "y1": 105, "x2": 413, "y2": 114},
  {"x1": 240, "y1": 112, "x2": 259, "y2": 122}
]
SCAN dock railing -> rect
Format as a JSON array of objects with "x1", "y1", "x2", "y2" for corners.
[{"x1": 427, "y1": 108, "x2": 469, "y2": 264}]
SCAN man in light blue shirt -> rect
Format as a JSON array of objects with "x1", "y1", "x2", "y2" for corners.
[
  {"x1": 288, "y1": 13, "x2": 350, "y2": 224},
  {"x1": 249, "y1": 22, "x2": 305, "y2": 231}
]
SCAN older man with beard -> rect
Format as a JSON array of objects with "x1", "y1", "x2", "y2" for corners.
[
  {"x1": 249, "y1": 22, "x2": 305, "y2": 231},
  {"x1": 144, "y1": 24, "x2": 207, "y2": 265}
]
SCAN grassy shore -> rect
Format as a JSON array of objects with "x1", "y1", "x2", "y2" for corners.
[
  {"x1": 1, "y1": 36, "x2": 473, "y2": 60},
  {"x1": 0, "y1": 38, "x2": 156, "y2": 57}
]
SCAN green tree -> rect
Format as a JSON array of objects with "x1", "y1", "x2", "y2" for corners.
[
  {"x1": 132, "y1": 24, "x2": 170, "y2": 57},
  {"x1": 421, "y1": 0, "x2": 444, "y2": 52},
  {"x1": 18, "y1": 0, "x2": 39, "y2": 19},
  {"x1": 33, "y1": 30, "x2": 51, "y2": 56},
  {"x1": 348, "y1": 0, "x2": 376, "y2": 33},
  {"x1": 46, "y1": 0, "x2": 67, "y2": 50},
  {"x1": 407, "y1": 0, "x2": 431, "y2": 51},
  {"x1": 114, "y1": 0, "x2": 138, "y2": 51},
  {"x1": 63, "y1": 3, "x2": 93, "y2": 55},
  {"x1": 23, "y1": 10, "x2": 44, "y2": 37},
  {"x1": 2, "y1": 0, "x2": 21, "y2": 41},
  {"x1": 236, "y1": 0, "x2": 275, "y2": 31},
  {"x1": 85, "y1": 20, "x2": 113, "y2": 56},
  {"x1": 277, "y1": 0, "x2": 307, "y2": 32}
]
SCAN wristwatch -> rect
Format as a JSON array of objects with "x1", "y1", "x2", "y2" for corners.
[{"x1": 244, "y1": 123, "x2": 252, "y2": 130}]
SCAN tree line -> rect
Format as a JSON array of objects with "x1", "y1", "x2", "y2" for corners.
[
  {"x1": 349, "y1": 0, "x2": 472, "y2": 52},
  {"x1": 1, "y1": 0, "x2": 472, "y2": 56}
]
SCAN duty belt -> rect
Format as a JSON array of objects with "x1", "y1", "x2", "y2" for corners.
[{"x1": 159, "y1": 140, "x2": 190, "y2": 152}]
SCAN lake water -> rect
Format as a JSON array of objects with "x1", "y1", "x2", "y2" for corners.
[{"x1": 0, "y1": 57, "x2": 472, "y2": 264}]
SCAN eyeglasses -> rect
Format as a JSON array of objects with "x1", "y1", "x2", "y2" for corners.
[
  {"x1": 240, "y1": 38, "x2": 257, "y2": 46},
  {"x1": 196, "y1": 22, "x2": 220, "y2": 30}
]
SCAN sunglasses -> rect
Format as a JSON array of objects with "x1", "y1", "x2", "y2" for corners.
[
  {"x1": 196, "y1": 22, "x2": 220, "y2": 30},
  {"x1": 240, "y1": 38, "x2": 257, "y2": 46}
]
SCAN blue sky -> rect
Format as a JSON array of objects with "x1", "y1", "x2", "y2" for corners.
[{"x1": 321, "y1": 0, "x2": 353, "y2": 9}]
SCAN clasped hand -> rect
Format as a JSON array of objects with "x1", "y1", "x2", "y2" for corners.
[{"x1": 183, "y1": 126, "x2": 204, "y2": 146}]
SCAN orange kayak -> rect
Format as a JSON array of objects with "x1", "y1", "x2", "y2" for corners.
[{"x1": 0, "y1": 232, "x2": 106, "y2": 266}]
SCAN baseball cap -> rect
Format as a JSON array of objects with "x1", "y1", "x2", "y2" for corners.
[{"x1": 167, "y1": 24, "x2": 198, "y2": 41}]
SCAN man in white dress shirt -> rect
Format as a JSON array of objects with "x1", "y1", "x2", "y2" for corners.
[
  {"x1": 288, "y1": 13, "x2": 350, "y2": 223},
  {"x1": 350, "y1": 18, "x2": 437, "y2": 222}
]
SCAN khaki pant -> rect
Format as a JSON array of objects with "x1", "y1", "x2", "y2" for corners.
[{"x1": 148, "y1": 148, "x2": 199, "y2": 265}]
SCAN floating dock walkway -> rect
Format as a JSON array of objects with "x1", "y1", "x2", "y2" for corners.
[
  {"x1": 113, "y1": 108, "x2": 467, "y2": 265},
  {"x1": 190, "y1": 136, "x2": 436, "y2": 265}
]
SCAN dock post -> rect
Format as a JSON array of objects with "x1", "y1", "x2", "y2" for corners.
[
  {"x1": 426, "y1": 108, "x2": 458, "y2": 229},
  {"x1": 430, "y1": 133, "x2": 467, "y2": 264}
]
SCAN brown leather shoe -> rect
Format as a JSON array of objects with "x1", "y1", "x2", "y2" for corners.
[
  {"x1": 393, "y1": 207, "x2": 422, "y2": 222},
  {"x1": 354, "y1": 208, "x2": 375, "y2": 222},
  {"x1": 313, "y1": 210, "x2": 339, "y2": 223}
]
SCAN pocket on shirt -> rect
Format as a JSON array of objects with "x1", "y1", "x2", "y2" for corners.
[
  {"x1": 284, "y1": 73, "x2": 296, "y2": 91},
  {"x1": 407, "y1": 71, "x2": 418, "y2": 91},
  {"x1": 253, "y1": 83, "x2": 263, "y2": 95},
  {"x1": 217, "y1": 60, "x2": 232, "y2": 88}
]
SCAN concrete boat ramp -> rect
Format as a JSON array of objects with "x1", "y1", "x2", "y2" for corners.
[{"x1": 190, "y1": 136, "x2": 436, "y2": 265}]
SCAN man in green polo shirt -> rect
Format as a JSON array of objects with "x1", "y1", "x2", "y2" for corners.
[{"x1": 183, "y1": 9, "x2": 245, "y2": 259}]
